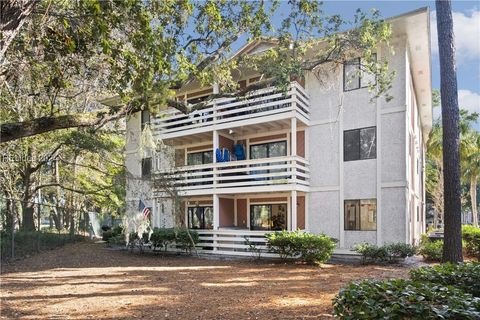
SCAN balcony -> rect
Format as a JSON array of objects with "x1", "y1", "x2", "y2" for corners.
[
  {"x1": 154, "y1": 156, "x2": 309, "y2": 196},
  {"x1": 151, "y1": 82, "x2": 310, "y2": 140}
]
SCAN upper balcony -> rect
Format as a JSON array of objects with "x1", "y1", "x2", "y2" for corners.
[
  {"x1": 154, "y1": 155, "x2": 309, "y2": 196},
  {"x1": 151, "y1": 82, "x2": 310, "y2": 141}
]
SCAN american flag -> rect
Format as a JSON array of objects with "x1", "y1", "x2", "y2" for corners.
[{"x1": 138, "y1": 200, "x2": 151, "y2": 219}]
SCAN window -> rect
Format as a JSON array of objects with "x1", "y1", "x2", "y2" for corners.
[
  {"x1": 141, "y1": 157, "x2": 152, "y2": 177},
  {"x1": 141, "y1": 110, "x2": 150, "y2": 130},
  {"x1": 249, "y1": 141, "x2": 287, "y2": 179},
  {"x1": 250, "y1": 204, "x2": 287, "y2": 230},
  {"x1": 344, "y1": 199, "x2": 377, "y2": 231},
  {"x1": 344, "y1": 127, "x2": 376, "y2": 161},
  {"x1": 188, "y1": 206, "x2": 213, "y2": 229},
  {"x1": 249, "y1": 141, "x2": 287, "y2": 159},
  {"x1": 187, "y1": 151, "x2": 213, "y2": 166},
  {"x1": 343, "y1": 55, "x2": 377, "y2": 91}
]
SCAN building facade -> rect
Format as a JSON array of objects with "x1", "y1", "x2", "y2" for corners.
[{"x1": 125, "y1": 8, "x2": 432, "y2": 255}]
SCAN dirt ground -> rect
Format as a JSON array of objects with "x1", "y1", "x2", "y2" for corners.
[{"x1": 0, "y1": 242, "x2": 411, "y2": 319}]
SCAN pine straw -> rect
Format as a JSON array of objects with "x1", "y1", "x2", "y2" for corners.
[{"x1": 0, "y1": 242, "x2": 410, "y2": 319}]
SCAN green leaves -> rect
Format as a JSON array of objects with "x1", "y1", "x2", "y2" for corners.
[
  {"x1": 354, "y1": 242, "x2": 417, "y2": 264},
  {"x1": 333, "y1": 277, "x2": 480, "y2": 319}
]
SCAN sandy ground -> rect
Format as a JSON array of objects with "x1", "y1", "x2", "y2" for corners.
[{"x1": 0, "y1": 242, "x2": 410, "y2": 319}]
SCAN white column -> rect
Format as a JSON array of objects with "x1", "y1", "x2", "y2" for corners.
[
  {"x1": 305, "y1": 193, "x2": 310, "y2": 231},
  {"x1": 291, "y1": 190, "x2": 298, "y2": 230},
  {"x1": 213, "y1": 194, "x2": 220, "y2": 229}
]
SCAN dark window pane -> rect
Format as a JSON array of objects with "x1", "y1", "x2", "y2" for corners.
[
  {"x1": 269, "y1": 142, "x2": 287, "y2": 157},
  {"x1": 188, "y1": 206, "x2": 213, "y2": 229},
  {"x1": 250, "y1": 205, "x2": 271, "y2": 230},
  {"x1": 142, "y1": 157, "x2": 152, "y2": 177},
  {"x1": 250, "y1": 204, "x2": 287, "y2": 231},
  {"x1": 344, "y1": 200, "x2": 359, "y2": 230},
  {"x1": 250, "y1": 144, "x2": 268, "y2": 159},
  {"x1": 203, "y1": 151, "x2": 213, "y2": 164},
  {"x1": 141, "y1": 110, "x2": 150, "y2": 130},
  {"x1": 360, "y1": 54, "x2": 377, "y2": 87},
  {"x1": 360, "y1": 127, "x2": 376, "y2": 159},
  {"x1": 344, "y1": 130, "x2": 360, "y2": 161},
  {"x1": 359, "y1": 199, "x2": 376, "y2": 230},
  {"x1": 344, "y1": 58, "x2": 360, "y2": 91},
  {"x1": 271, "y1": 204, "x2": 287, "y2": 230},
  {"x1": 344, "y1": 199, "x2": 376, "y2": 231}
]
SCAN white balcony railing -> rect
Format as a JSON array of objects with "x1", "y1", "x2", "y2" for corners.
[
  {"x1": 155, "y1": 156, "x2": 309, "y2": 192},
  {"x1": 151, "y1": 82, "x2": 310, "y2": 138}
]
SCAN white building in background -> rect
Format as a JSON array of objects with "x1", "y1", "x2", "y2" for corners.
[{"x1": 125, "y1": 8, "x2": 432, "y2": 255}]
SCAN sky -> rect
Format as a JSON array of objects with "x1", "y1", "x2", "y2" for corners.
[{"x1": 261, "y1": 0, "x2": 480, "y2": 129}]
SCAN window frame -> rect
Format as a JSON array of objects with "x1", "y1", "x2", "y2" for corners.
[
  {"x1": 249, "y1": 140, "x2": 287, "y2": 160},
  {"x1": 343, "y1": 54, "x2": 377, "y2": 92},
  {"x1": 249, "y1": 203, "x2": 287, "y2": 231},
  {"x1": 343, "y1": 126, "x2": 377, "y2": 162},
  {"x1": 186, "y1": 150, "x2": 213, "y2": 166},
  {"x1": 344, "y1": 199, "x2": 377, "y2": 231},
  {"x1": 187, "y1": 206, "x2": 213, "y2": 229}
]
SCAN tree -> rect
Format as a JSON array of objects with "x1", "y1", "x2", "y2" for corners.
[
  {"x1": 435, "y1": 0, "x2": 463, "y2": 263},
  {"x1": 1, "y1": 0, "x2": 394, "y2": 143},
  {"x1": 462, "y1": 131, "x2": 480, "y2": 227}
]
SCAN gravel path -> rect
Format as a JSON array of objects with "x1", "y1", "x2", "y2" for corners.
[{"x1": 0, "y1": 241, "x2": 411, "y2": 319}]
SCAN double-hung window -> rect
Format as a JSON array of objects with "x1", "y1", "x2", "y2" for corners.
[
  {"x1": 141, "y1": 157, "x2": 152, "y2": 177},
  {"x1": 344, "y1": 127, "x2": 376, "y2": 161},
  {"x1": 141, "y1": 110, "x2": 150, "y2": 130},
  {"x1": 249, "y1": 141, "x2": 287, "y2": 180},
  {"x1": 343, "y1": 55, "x2": 377, "y2": 91}
]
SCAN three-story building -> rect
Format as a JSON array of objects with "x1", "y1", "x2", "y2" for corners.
[{"x1": 125, "y1": 8, "x2": 432, "y2": 255}]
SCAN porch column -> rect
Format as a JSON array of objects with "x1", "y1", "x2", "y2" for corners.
[
  {"x1": 291, "y1": 190, "x2": 297, "y2": 230},
  {"x1": 213, "y1": 130, "x2": 219, "y2": 188},
  {"x1": 213, "y1": 194, "x2": 220, "y2": 230}
]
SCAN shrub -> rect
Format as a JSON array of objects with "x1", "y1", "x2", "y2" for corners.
[
  {"x1": 295, "y1": 232, "x2": 336, "y2": 265},
  {"x1": 175, "y1": 228, "x2": 199, "y2": 253},
  {"x1": 410, "y1": 263, "x2": 480, "y2": 297},
  {"x1": 108, "y1": 234, "x2": 126, "y2": 246},
  {"x1": 112, "y1": 225, "x2": 125, "y2": 237},
  {"x1": 462, "y1": 225, "x2": 480, "y2": 260},
  {"x1": 266, "y1": 230, "x2": 336, "y2": 264},
  {"x1": 333, "y1": 279, "x2": 480, "y2": 319},
  {"x1": 150, "y1": 228, "x2": 176, "y2": 251},
  {"x1": 418, "y1": 238, "x2": 443, "y2": 261},
  {"x1": 142, "y1": 231, "x2": 150, "y2": 243},
  {"x1": 354, "y1": 242, "x2": 416, "y2": 264},
  {"x1": 102, "y1": 230, "x2": 113, "y2": 241},
  {"x1": 266, "y1": 230, "x2": 301, "y2": 259}
]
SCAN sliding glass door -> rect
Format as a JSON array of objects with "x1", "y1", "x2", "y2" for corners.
[{"x1": 250, "y1": 204, "x2": 287, "y2": 230}]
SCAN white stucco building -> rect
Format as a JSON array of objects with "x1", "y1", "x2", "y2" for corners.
[{"x1": 125, "y1": 8, "x2": 432, "y2": 255}]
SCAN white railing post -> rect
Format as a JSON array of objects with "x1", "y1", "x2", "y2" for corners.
[
  {"x1": 291, "y1": 117, "x2": 297, "y2": 184},
  {"x1": 213, "y1": 194, "x2": 219, "y2": 251}
]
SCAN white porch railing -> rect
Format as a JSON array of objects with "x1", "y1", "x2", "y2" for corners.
[
  {"x1": 154, "y1": 156, "x2": 309, "y2": 192},
  {"x1": 194, "y1": 229, "x2": 279, "y2": 257},
  {"x1": 151, "y1": 82, "x2": 310, "y2": 138}
]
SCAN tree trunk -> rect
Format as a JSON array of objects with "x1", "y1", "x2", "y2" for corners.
[
  {"x1": 21, "y1": 165, "x2": 35, "y2": 231},
  {"x1": 471, "y1": 177, "x2": 478, "y2": 227},
  {"x1": 436, "y1": 0, "x2": 463, "y2": 263}
]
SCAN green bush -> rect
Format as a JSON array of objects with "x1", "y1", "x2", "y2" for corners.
[
  {"x1": 112, "y1": 225, "x2": 125, "y2": 237},
  {"x1": 266, "y1": 230, "x2": 336, "y2": 265},
  {"x1": 462, "y1": 225, "x2": 480, "y2": 260},
  {"x1": 354, "y1": 242, "x2": 416, "y2": 264},
  {"x1": 175, "y1": 228, "x2": 199, "y2": 253},
  {"x1": 150, "y1": 228, "x2": 176, "y2": 251},
  {"x1": 295, "y1": 232, "x2": 336, "y2": 265},
  {"x1": 333, "y1": 279, "x2": 480, "y2": 319},
  {"x1": 108, "y1": 234, "x2": 126, "y2": 246},
  {"x1": 266, "y1": 230, "x2": 301, "y2": 259},
  {"x1": 418, "y1": 238, "x2": 443, "y2": 261},
  {"x1": 410, "y1": 263, "x2": 480, "y2": 297},
  {"x1": 1, "y1": 231, "x2": 84, "y2": 261},
  {"x1": 102, "y1": 230, "x2": 113, "y2": 241}
]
